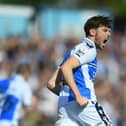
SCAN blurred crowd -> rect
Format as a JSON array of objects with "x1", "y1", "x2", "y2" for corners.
[{"x1": 0, "y1": 30, "x2": 126, "y2": 126}]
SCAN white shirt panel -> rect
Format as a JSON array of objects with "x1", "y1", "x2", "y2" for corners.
[{"x1": 72, "y1": 42, "x2": 96, "y2": 65}]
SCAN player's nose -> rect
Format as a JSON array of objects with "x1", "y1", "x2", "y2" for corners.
[{"x1": 107, "y1": 30, "x2": 111, "y2": 38}]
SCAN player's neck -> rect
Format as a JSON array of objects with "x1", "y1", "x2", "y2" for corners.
[{"x1": 86, "y1": 36, "x2": 95, "y2": 44}]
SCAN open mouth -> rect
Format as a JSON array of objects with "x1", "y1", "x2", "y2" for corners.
[{"x1": 103, "y1": 39, "x2": 108, "y2": 44}]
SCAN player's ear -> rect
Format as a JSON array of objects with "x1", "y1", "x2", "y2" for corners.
[{"x1": 89, "y1": 28, "x2": 96, "y2": 36}]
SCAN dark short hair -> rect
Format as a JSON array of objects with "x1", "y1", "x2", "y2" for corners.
[
  {"x1": 16, "y1": 63, "x2": 31, "y2": 74},
  {"x1": 84, "y1": 15, "x2": 112, "y2": 36}
]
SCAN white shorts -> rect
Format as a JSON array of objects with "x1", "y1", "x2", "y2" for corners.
[{"x1": 55, "y1": 101, "x2": 112, "y2": 126}]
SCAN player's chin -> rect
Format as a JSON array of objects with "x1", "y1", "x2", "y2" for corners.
[
  {"x1": 97, "y1": 46, "x2": 104, "y2": 50},
  {"x1": 96, "y1": 44, "x2": 105, "y2": 50},
  {"x1": 99, "y1": 44, "x2": 105, "y2": 50},
  {"x1": 101, "y1": 46, "x2": 105, "y2": 50}
]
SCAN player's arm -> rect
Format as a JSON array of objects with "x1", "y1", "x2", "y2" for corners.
[
  {"x1": 24, "y1": 103, "x2": 33, "y2": 113},
  {"x1": 22, "y1": 84, "x2": 34, "y2": 114},
  {"x1": 61, "y1": 56, "x2": 89, "y2": 106},
  {"x1": 24, "y1": 95, "x2": 37, "y2": 113},
  {"x1": 47, "y1": 68, "x2": 62, "y2": 96},
  {"x1": 60, "y1": 46, "x2": 96, "y2": 106}
]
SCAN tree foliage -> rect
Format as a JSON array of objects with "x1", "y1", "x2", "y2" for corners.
[
  {"x1": 0, "y1": 0, "x2": 58, "y2": 6},
  {"x1": 0, "y1": 0, "x2": 126, "y2": 16}
]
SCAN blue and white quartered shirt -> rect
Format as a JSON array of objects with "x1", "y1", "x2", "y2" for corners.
[
  {"x1": 0, "y1": 75, "x2": 32, "y2": 126},
  {"x1": 59, "y1": 38, "x2": 97, "y2": 107}
]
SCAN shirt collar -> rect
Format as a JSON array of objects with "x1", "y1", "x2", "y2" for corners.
[{"x1": 84, "y1": 37, "x2": 95, "y2": 47}]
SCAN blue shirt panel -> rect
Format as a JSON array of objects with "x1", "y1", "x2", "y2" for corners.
[
  {"x1": 0, "y1": 77, "x2": 14, "y2": 93},
  {"x1": 88, "y1": 58, "x2": 97, "y2": 81},
  {"x1": 0, "y1": 94, "x2": 19, "y2": 120},
  {"x1": 60, "y1": 50, "x2": 71, "y2": 67},
  {"x1": 69, "y1": 66, "x2": 91, "y2": 101},
  {"x1": 0, "y1": 79, "x2": 10, "y2": 93}
]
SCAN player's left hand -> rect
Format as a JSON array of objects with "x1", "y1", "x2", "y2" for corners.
[{"x1": 76, "y1": 95, "x2": 89, "y2": 107}]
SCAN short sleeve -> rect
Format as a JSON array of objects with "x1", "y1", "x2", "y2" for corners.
[
  {"x1": 23, "y1": 84, "x2": 32, "y2": 106},
  {"x1": 72, "y1": 43, "x2": 96, "y2": 65}
]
